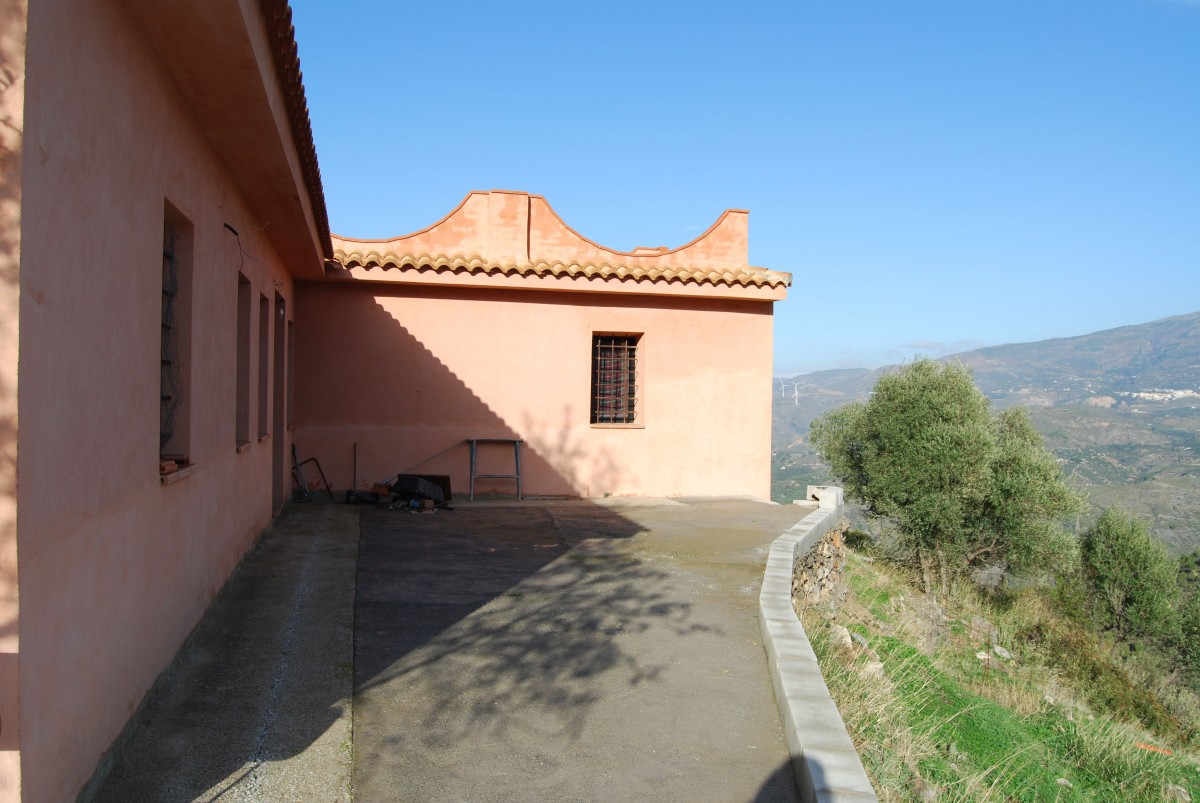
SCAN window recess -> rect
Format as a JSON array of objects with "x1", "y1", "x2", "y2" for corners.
[
  {"x1": 160, "y1": 202, "x2": 193, "y2": 471},
  {"x1": 591, "y1": 334, "x2": 640, "y2": 425}
]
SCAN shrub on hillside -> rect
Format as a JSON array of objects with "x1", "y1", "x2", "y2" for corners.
[
  {"x1": 1019, "y1": 614, "x2": 1184, "y2": 741},
  {"x1": 1177, "y1": 592, "x2": 1200, "y2": 674},
  {"x1": 1081, "y1": 506, "x2": 1179, "y2": 642},
  {"x1": 809, "y1": 358, "x2": 1083, "y2": 591}
]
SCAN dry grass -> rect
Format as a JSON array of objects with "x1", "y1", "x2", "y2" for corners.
[
  {"x1": 799, "y1": 614, "x2": 937, "y2": 801},
  {"x1": 800, "y1": 549, "x2": 1200, "y2": 801}
]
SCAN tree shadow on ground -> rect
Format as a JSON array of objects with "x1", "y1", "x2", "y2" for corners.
[
  {"x1": 754, "y1": 760, "x2": 804, "y2": 802},
  {"x1": 85, "y1": 499, "x2": 804, "y2": 802},
  {"x1": 353, "y1": 502, "x2": 737, "y2": 799}
]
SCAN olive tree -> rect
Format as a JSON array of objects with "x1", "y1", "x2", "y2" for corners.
[
  {"x1": 1081, "y1": 506, "x2": 1178, "y2": 641},
  {"x1": 810, "y1": 358, "x2": 1082, "y2": 589},
  {"x1": 978, "y1": 407, "x2": 1084, "y2": 569},
  {"x1": 1176, "y1": 592, "x2": 1200, "y2": 671}
]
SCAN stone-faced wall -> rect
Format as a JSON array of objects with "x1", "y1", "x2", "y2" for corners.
[{"x1": 792, "y1": 522, "x2": 848, "y2": 606}]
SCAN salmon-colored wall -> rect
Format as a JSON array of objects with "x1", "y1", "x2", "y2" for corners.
[
  {"x1": 5, "y1": 2, "x2": 783, "y2": 797},
  {"x1": 0, "y1": 0, "x2": 25, "y2": 798},
  {"x1": 293, "y1": 282, "x2": 775, "y2": 500},
  {"x1": 15, "y1": 1, "x2": 302, "y2": 799},
  {"x1": 335, "y1": 191, "x2": 752, "y2": 273}
]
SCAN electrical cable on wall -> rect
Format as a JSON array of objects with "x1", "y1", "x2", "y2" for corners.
[{"x1": 224, "y1": 221, "x2": 256, "y2": 272}]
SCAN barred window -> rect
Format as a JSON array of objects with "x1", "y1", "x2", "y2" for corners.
[
  {"x1": 161, "y1": 223, "x2": 181, "y2": 453},
  {"x1": 591, "y1": 334, "x2": 640, "y2": 425},
  {"x1": 160, "y1": 203, "x2": 193, "y2": 468},
  {"x1": 235, "y1": 274, "x2": 251, "y2": 446}
]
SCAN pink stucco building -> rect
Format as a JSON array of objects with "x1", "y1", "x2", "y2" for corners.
[
  {"x1": 0, "y1": 0, "x2": 789, "y2": 799},
  {"x1": 300, "y1": 189, "x2": 789, "y2": 500}
]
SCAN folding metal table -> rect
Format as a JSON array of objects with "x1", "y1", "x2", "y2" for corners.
[{"x1": 467, "y1": 438, "x2": 522, "y2": 501}]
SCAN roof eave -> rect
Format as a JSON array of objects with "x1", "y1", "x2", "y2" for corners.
[
  {"x1": 322, "y1": 258, "x2": 791, "y2": 302},
  {"x1": 123, "y1": 0, "x2": 331, "y2": 278}
]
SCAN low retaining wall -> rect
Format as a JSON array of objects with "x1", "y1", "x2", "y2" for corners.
[
  {"x1": 759, "y1": 486, "x2": 877, "y2": 802},
  {"x1": 793, "y1": 522, "x2": 847, "y2": 605}
]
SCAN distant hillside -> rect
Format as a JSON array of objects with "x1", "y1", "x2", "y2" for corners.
[
  {"x1": 773, "y1": 311, "x2": 1200, "y2": 553},
  {"x1": 957, "y1": 311, "x2": 1200, "y2": 406}
]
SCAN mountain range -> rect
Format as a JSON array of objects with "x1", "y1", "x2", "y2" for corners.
[{"x1": 773, "y1": 311, "x2": 1200, "y2": 554}]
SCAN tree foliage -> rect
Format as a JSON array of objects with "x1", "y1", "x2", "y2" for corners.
[
  {"x1": 809, "y1": 359, "x2": 1082, "y2": 584},
  {"x1": 982, "y1": 407, "x2": 1086, "y2": 570},
  {"x1": 1081, "y1": 506, "x2": 1179, "y2": 641},
  {"x1": 1176, "y1": 592, "x2": 1200, "y2": 671}
]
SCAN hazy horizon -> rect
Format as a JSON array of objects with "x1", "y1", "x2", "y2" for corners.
[{"x1": 774, "y1": 308, "x2": 1200, "y2": 378}]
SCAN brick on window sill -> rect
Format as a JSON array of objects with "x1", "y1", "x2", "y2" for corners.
[{"x1": 160, "y1": 464, "x2": 196, "y2": 485}]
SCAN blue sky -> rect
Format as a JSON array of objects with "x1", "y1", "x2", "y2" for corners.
[{"x1": 291, "y1": 1, "x2": 1199, "y2": 376}]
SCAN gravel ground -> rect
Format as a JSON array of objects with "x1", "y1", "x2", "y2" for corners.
[
  {"x1": 86, "y1": 497, "x2": 807, "y2": 802},
  {"x1": 88, "y1": 504, "x2": 357, "y2": 803}
]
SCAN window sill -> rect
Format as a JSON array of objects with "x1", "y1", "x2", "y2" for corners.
[
  {"x1": 590, "y1": 423, "x2": 645, "y2": 430},
  {"x1": 258, "y1": 434, "x2": 270, "y2": 443},
  {"x1": 160, "y1": 464, "x2": 196, "y2": 485},
  {"x1": 236, "y1": 441, "x2": 252, "y2": 454}
]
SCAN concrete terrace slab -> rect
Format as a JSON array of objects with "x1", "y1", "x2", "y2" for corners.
[
  {"x1": 353, "y1": 498, "x2": 808, "y2": 802},
  {"x1": 88, "y1": 498, "x2": 811, "y2": 802},
  {"x1": 88, "y1": 504, "x2": 358, "y2": 803}
]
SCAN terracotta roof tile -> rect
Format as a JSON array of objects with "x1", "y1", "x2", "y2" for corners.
[
  {"x1": 330, "y1": 250, "x2": 792, "y2": 290},
  {"x1": 260, "y1": 1, "x2": 332, "y2": 260}
]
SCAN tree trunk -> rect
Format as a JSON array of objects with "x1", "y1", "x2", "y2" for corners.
[
  {"x1": 936, "y1": 549, "x2": 950, "y2": 597},
  {"x1": 920, "y1": 551, "x2": 934, "y2": 596}
]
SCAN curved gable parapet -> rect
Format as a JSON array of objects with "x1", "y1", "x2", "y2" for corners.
[
  {"x1": 333, "y1": 190, "x2": 752, "y2": 270},
  {"x1": 331, "y1": 191, "x2": 500, "y2": 261},
  {"x1": 330, "y1": 190, "x2": 788, "y2": 292},
  {"x1": 526, "y1": 195, "x2": 749, "y2": 272}
]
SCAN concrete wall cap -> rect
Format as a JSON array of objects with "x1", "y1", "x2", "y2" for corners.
[{"x1": 758, "y1": 497, "x2": 878, "y2": 802}]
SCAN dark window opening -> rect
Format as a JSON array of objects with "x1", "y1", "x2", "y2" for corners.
[
  {"x1": 160, "y1": 202, "x2": 193, "y2": 466},
  {"x1": 591, "y1": 334, "x2": 640, "y2": 425},
  {"x1": 236, "y1": 274, "x2": 251, "y2": 446},
  {"x1": 258, "y1": 293, "x2": 269, "y2": 438}
]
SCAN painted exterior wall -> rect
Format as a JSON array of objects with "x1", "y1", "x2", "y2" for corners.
[
  {"x1": 298, "y1": 192, "x2": 787, "y2": 501},
  {"x1": 335, "y1": 190, "x2": 760, "y2": 274},
  {"x1": 0, "y1": 4, "x2": 786, "y2": 800},
  {"x1": 0, "y1": 1, "x2": 25, "y2": 798},
  {"x1": 295, "y1": 282, "x2": 776, "y2": 499},
  {"x1": 5, "y1": 1, "x2": 324, "y2": 799}
]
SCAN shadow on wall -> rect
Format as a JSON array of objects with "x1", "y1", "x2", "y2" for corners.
[
  {"x1": 86, "y1": 273, "x2": 663, "y2": 798},
  {"x1": 86, "y1": 500, "x2": 747, "y2": 800},
  {"x1": 85, "y1": 506, "x2": 358, "y2": 801},
  {"x1": 292, "y1": 282, "x2": 623, "y2": 497},
  {"x1": 519, "y1": 405, "x2": 622, "y2": 497},
  {"x1": 85, "y1": 498, "x2": 810, "y2": 798},
  {"x1": 84, "y1": 278, "x2": 797, "y2": 798}
]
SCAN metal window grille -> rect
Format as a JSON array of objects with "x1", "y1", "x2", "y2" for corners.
[
  {"x1": 160, "y1": 224, "x2": 183, "y2": 453},
  {"x1": 591, "y1": 335, "x2": 639, "y2": 424}
]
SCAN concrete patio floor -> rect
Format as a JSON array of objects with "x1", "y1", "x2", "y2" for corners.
[{"x1": 89, "y1": 497, "x2": 813, "y2": 802}]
